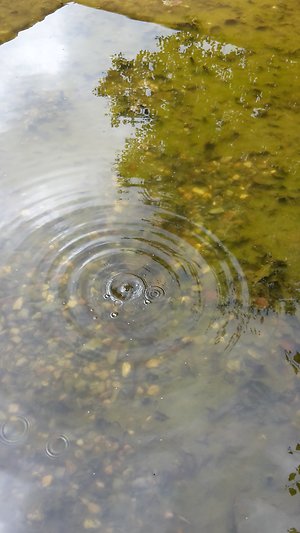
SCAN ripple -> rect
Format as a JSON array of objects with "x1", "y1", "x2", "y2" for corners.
[
  {"x1": 144, "y1": 285, "x2": 165, "y2": 302},
  {"x1": 1, "y1": 203, "x2": 249, "y2": 361},
  {"x1": 45, "y1": 434, "x2": 70, "y2": 458},
  {"x1": 0, "y1": 416, "x2": 30, "y2": 446}
]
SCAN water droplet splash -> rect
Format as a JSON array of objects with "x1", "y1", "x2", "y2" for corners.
[
  {"x1": 2, "y1": 204, "x2": 249, "y2": 361},
  {"x1": 106, "y1": 273, "x2": 145, "y2": 303}
]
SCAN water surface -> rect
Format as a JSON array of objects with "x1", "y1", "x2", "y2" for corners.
[{"x1": 0, "y1": 3, "x2": 299, "y2": 533}]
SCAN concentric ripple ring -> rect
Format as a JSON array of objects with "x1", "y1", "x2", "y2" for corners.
[
  {"x1": 0, "y1": 416, "x2": 30, "y2": 446},
  {"x1": 1, "y1": 203, "x2": 249, "y2": 361}
]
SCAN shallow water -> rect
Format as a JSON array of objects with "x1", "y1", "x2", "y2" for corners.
[{"x1": 0, "y1": 3, "x2": 299, "y2": 533}]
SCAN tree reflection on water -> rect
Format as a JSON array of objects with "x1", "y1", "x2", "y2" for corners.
[{"x1": 95, "y1": 28, "x2": 299, "y2": 311}]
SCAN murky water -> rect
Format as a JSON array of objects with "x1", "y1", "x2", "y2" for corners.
[{"x1": 0, "y1": 3, "x2": 299, "y2": 533}]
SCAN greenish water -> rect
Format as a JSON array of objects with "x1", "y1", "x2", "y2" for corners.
[{"x1": 0, "y1": 3, "x2": 299, "y2": 533}]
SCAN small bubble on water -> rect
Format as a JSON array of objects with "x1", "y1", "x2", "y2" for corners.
[
  {"x1": 144, "y1": 299, "x2": 151, "y2": 305},
  {"x1": 110, "y1": 311, "x2": 118, "y2": 318},
  {"x1": 103, "y1": 294, "x2": 110, "y2": 300}
]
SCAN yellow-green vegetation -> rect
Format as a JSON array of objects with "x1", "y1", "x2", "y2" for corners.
[
  {"x1": 95, "y1": 27, "x2": 299, "y2": 309},
  {"x1": 287, "y1": 443, "x2": 300, "y2": 498},
  {"x1": 0, "y1": 0, "x2": 64, "y2": 44},
  {"x1": 2, "y1": 0, "x2": 300, "y2": 53}
]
